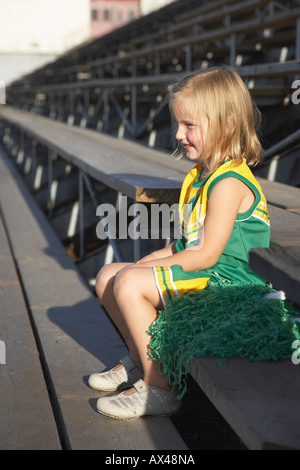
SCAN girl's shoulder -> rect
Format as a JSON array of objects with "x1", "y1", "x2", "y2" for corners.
[
  {"x1": 206, "y1": 158, "x2": 258, "y2": 187},
  {"x1": 206, "y1": 158, "x2": 267, "y2": 204}
]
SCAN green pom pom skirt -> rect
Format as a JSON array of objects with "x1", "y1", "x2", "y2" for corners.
[{"x1": 148, "y1": 282, "x2": 300, "y2": 399}]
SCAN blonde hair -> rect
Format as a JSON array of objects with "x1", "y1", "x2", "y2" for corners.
[{"x1": 169, "y1": 66, "x2": 262, "y2": 173}]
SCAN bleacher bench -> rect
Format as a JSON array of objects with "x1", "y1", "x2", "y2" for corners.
[
  {"x1": 0, "y1": 210, "x2": 61, "y2": 450},
  {"x1": 0, "y1": 145, "x2": 187, "y2": 450},
  {"x1": 0, "y1": 105, "x2": 187, "y2": 205}
]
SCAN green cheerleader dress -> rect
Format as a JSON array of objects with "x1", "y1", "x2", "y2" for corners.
[{"x1": 153, "y1": 158, "x2": 271, "y2": 307}]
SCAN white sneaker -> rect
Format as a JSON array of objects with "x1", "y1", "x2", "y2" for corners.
[
  {"x1": 96, "y1": 379, "x2": 181, "y2": 419},
  {"x1": 88, "y1": 356, "x2": 143, "y2": 392}
]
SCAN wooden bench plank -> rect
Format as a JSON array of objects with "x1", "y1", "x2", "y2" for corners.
[
  {"x1": 267, "y1": 205, "x2": 300, "y2": 247},
  {"x1": 0, "y1": 105, "x2": 188, "y2": 204},
  {"x1": 0, "y1": 145, "x2": 187, "y2": 450},
  {"x1": 257, "y1": 177, "x2": 300, "y2": 213},
  {"x1": 190, "y1": 357, "x2": 300, "y2": 450},
  {"x1": 0, "y1": 213, "x2": 61, "y2": 450},
  {"x1": 190, "y1": 205, "x2": 300, "y2": 450},
  {"x1": 2, "y1": 106, "x2": 300, "y2": 211},
  {"x1": 249, "y1": 245, "x2": 300, "y2": 305}
]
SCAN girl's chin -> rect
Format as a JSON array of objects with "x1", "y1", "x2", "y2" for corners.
[{"x1": 186, "y1": 150, "x2": 201, "y2": 161}]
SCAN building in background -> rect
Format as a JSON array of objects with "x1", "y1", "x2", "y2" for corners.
[
  {"x1": 90, "y1": 0, "x2": 140, "y2": 38},
  {"x1": 89, "y1": 0, "x2": 177, "y2": 38},
  {"x1": 0, "y1": 0, "x2": 176, "y2": 84}
]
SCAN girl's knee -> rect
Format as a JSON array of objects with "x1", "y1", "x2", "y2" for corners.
[
  {"x1": 114, "y1": 266, "x2": 163, "y2": 310},
  {"x1": 95, "y1": 262, "x2": 131, "y2": 299},
  {"x1": 113, "y1": 268, "x2": 137, "y2": 301},
  {"x1": 95, "y1": 264, "x2": 114, "y2": 299}
]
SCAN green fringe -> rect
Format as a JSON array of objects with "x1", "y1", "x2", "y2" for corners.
[{"x1": 147, "y1": 283, "x2": 300, "y2": 399}]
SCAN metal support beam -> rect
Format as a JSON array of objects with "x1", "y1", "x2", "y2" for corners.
[
  {"x1": 263, "y1": 129, "x2": 300, "y2": 159},
  {"x1": 79, "y1": 170, "x2": 85, "y2": 260},
  {"x1": 131, "y1": 57, "x2": 137, "y2": 134},
  {"x1": 81, "y1": 172, "x2": 124, "y2": 263},
  {"x1": 185, "y1": 45, "x2": 192, "y2": 73},
  {"x1": 296, "y1": 17, "x2": 300, "y2": 60},
  {"x1": 230, "y1": 34, "x2": 236, "y2": 67},
  {"x1": 47, "y1": 149, "x2": 55, "y2": 217}
]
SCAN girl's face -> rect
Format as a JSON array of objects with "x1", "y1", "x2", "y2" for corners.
[{"x1": 171, "y1": 97, "x2": 209, "y2": 162}]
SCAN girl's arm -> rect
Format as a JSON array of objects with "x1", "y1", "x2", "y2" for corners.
[
  {"x1": 137, "y1": 177, "x2": 251, "y2": 271},
  {"x1": 136, "y1": 241, "x2": 177, "y2": 264}
]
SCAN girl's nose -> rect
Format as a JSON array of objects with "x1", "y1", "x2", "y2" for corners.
[{"x1": 175, "y1": 125, "x2": 185, "y2": 141}]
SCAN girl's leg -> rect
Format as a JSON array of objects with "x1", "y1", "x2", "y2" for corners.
[
  {"x1": 95, "y1": 262, "x2": 140, "y2": 364},
  {"x1": 113, "y1": 266, "x2": 171, "y2": 392}
]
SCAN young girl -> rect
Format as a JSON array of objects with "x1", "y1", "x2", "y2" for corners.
[{"x1": 89, "y1": 66, "x2": 270, "y2": 419}]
